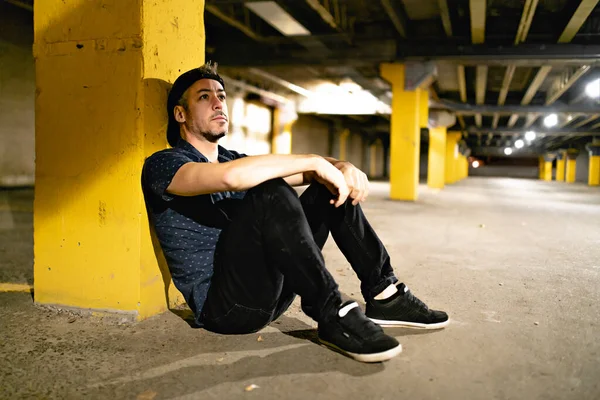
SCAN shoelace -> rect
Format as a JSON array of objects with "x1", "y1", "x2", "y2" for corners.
[{"x1": 404, "y1": 290, "x2": 429, "y2": 311}]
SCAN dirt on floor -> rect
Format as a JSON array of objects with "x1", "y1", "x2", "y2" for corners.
[{"x1": 1, "y1": 178, "x2": 599, "y2": 400}]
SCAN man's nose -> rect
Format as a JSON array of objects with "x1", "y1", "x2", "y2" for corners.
[{"x1": 212, "y1": 98, "x2": 223, "y2": 110}]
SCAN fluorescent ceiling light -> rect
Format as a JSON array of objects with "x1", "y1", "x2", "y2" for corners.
[
  {"x1": 515, "y1": 139, "x2": 524, "y2": 149},
  {"x1": 544, "y1": 113, "x2": 558, "y2": 128},
  {"x1": 585, "y1": 78, "x2": 600, "y2": 98},
  {"x1": 504, "y1": 148, "x2": 513, "y2": 155},
  {"x1": 525, "y1": 131, "x2": 536, "y2": 141},
  {"x1": 245, "y1": 1, "x2": 310, "y2": 36}
]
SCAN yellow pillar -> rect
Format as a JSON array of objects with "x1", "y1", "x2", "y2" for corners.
[
  {"x1": 542, "y1": 153, "x2": 556, "y2": 181},
  {"x1": 427, "y1": 127, "x2": 446, "y2": 189},
  {"x1": 445, "y1": 132, "x2": 461, "y2": 184},
  {"x1": 369, "y1": 142, "x2": 377, "y2": 177},
  {"x1": 538, "y1": 156, "x2": 545, "y2": 180},
  {"x1": 33, "y1": 0, "x2": 205, "y2": 320},
  {"x1": 586, "y1": 142, "x2": 600, "y2": 186},
  {"x1": 272, "y1": 107, "x2": 294, "y2": 154},
  {"x1": 339, "y1": 129, "x2": 350, "y2": 160},
  {"x1": 565, "y1": 149, "x2": 578, "y2": 183},
  {"x1": 555, "y1": 150, "x2": 566, "y2": 181},
  {"x1": 381, "y1": 63, "x2": 420, "y2": 201}
]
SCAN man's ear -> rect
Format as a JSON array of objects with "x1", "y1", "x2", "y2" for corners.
[{"x1": 173, "y1": 105, "x2": 187, "y2": 124}]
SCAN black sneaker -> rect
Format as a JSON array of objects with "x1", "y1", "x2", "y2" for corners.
[
  {"x1": 366, "y1": 283, "x2": 450, "y2": 329},
  {"x1": 317, "y1": 301, "x2": 402, "y2": 363}
]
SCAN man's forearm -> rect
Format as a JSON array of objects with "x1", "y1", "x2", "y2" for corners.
[{"x1": 225, "y1": 153, "x2": 323, "y2": 191}]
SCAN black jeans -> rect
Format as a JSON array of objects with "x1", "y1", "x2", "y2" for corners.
[{"x1": 200, "y1": 178, "x2": 397, "y2": 334}]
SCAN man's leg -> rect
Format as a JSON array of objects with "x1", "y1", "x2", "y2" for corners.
[
  {"x1": 299, "y1": 182, "x2": 397, "y2": 301},
  {"x1": 299, "y1": 182, "x2": 450, "y2": 329},
  {"x1": 200, "y1": 178, "x2": 342, "y2": 334}
]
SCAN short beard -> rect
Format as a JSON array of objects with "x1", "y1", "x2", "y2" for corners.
[{"x1": 200, "y1": 130, "x2": 226, "y2": 143}]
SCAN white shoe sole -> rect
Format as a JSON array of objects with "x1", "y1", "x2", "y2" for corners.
[
  {"x1": 319, "y1": 339, "x2": 403, "y2": 363},
  {"x1": 369, "y1": 318, "x2": 451, "y2": 330}
]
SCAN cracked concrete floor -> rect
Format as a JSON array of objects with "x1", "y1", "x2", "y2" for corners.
[{"x1": 1, "y1": 177, "x2": 599, "y2": 400}]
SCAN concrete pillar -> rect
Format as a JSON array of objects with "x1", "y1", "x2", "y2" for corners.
[
  {"x1": 369, "y1": 141, "x2": 377, "y2": 177},
  {"x1": 555, "y1": 150, "x2": 566, "y2": 181},
  {"x1": 543, "y1": 153, "x2": 556, "y2": 181},
  {"x1": 538, "y1": 156, "x2": 545, "y2": 180},
  {"x1": 271, "y1": 106, "x2": 295, "y2": 154},
  {"x1": 427, "y1": 127, "x2": 446, "y2": 189},
  {"x1": 565, "y1": 149, "x2": 579, "y2": 183},
  {"x1": 380, "y1": 63, "x2": 421, "y2": 201},
  {"x1": 338, "y1": 128, "x2": 350, "y2": 160},
  {"x1": 33, "y1": 0, "x2": 205, "y2": 319},
  {"x1": 445, "y1": 132, "x2": 461, "y2": 184},
  {"x1": 586, "y1": 142, "x2": 600, "y2": 186}
]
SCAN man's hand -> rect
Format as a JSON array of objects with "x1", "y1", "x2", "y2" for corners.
[
  {"x1": 331, "y1": 160, "x2": 369, "y2": 206},
  {"x1": 312, "y1": 158, "x2": 350, "y2": 207}
]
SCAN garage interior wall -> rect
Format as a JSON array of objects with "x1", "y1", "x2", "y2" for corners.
[{"x1": 0, "y1": 3, "x2": 35, "y2": 187}]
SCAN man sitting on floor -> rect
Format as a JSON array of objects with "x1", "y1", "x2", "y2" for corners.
[{"x1": 142, "y1": 62, "x2": 449, "y2": 363}]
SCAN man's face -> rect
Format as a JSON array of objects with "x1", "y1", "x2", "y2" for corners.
[{"x1": 176, "y1": 78, "x2": 229, "y2": 143}]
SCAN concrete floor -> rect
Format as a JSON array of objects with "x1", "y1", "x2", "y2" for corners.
[{"x1": 1, "y1": 177, "x2": 599, "y2": 400}]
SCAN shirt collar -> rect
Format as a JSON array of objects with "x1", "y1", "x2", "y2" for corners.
[{"x1": 175, "y1": 138, "x2": 236, "y2": 162}]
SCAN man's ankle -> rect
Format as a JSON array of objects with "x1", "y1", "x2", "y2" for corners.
[{"x1": 374, "y1": 283, "x2": 398, "y2": 300}]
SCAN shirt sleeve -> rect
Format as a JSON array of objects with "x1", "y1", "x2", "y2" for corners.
[{"x1": 142, "y1": 150, "x2": 192, "y2": 201}]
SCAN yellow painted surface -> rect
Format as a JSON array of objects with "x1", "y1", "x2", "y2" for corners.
[
  {"x1": 419, "y1": 89, "x2": 429, "y2": 129},
  {"x1": 34, "y1": 0, "x2": 204, "y2": 319},
  {"x1": 589, "y1": 156, "x2": 600, "y2": 186},
  {"x1": 566, "y1": 159, "x2": 577, "y2": 183},
  {"x1": 538, "y1": 157, "x2": 544, "y2": 180},
  {"x1": 556, "y1": 159, "x2": 565, "y2": 181},
  {"x1": 338, "y1": 129, "x2": 350, "y2": 160},
  {"x1": 543, "y1": 162, "x2": 553, "y2": 181},
  {"x1": 427, "y1": 127, "x2": 446, "y2": 189},
  {"x1": 381, "y1": 63, "x2": 420, "y2": 201},
  {"x1": 369, "y1": 143, "x2": 377, "y2": 177},
  {"x1": 0, "y1": 283, "x2": 33, "y2": 292},
  {"x1": 445, "y1": 132, "x2": 461, "y2": 184}
]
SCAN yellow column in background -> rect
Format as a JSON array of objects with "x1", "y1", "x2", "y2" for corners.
[
  {"x1": 555, "y1": 150, "x2": 566, "y2": 181},
  {"x1": 339, "y1": 129, "x2": 350, "y2": 160},
  {"x1": 369, "y1": 142, "x2": 377, "y2": 177},
  {"x1": 542, "y1": 153, "x2": 556, "y2": 181},
  {"x1": 380, "y1": 63, "x2": 421, "y2": 201},
  {"x1": 445, "y1": 132, "x2": 461, "y2": 184},
  {"x1": 33, "y1": 0, "x2": 206, "y2": 320},
  {"x1": 271, "y1": 107, "x2": 294, "y2": 154},
  {"x1": 586, "y1": 142, "x2": 600, "y2": 186},
  {"x1": 427, "y1": 127, "x2": 446, "y2": 189},
  {"x1": 538, "y1": 156, "x2": 545, "y2": 179},
  {"x1": 565, "y1": 149, "x2": 579, "y2": 183}
]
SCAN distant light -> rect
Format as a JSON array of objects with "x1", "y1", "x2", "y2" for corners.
[
  {"x1": 515, "y1": 139, "x2": 524, "y2": 149},
  {"x1": 472, "y1": 161, "x2": 480, "y2": 168},
  {"x1": 585, "y1": 79, "x2": 600, "y2": 99},
  {"x1": 525, "y1": 131, "x2": 536, "y2": 141},
  {"x1": 504, "y1": 147, "x2": 513, "y2": 155},
  {"x1": 544, "y1": 114, "x2": 558, "y2": 128},
  {"x1": 567, "y1": 115, "x2": 573, "y2": 121}
]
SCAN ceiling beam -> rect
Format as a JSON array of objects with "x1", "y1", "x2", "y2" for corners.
[
  {"x1": 215, "y1": 43, "x2": 600, "y2": 67},
  {"x1": 558, "y1": 0, "x2": 600, "y2": 43},
  {"x1": 467, "y1": 128, "x2": 599, "y2": 136},
  {"x1": 545, "y1": 65, "x2": 591, "y2": 104},
  {"x1": 438, "y1": 0, "x2": 453, "y2": 37},
  {"x1": 493, "y1": 65, "x2": 516, "y2": 128},
  {"x1": 469, "y1": 0, "x2": 486, "y2": 44},
  {"x1": 205, "y1": 4, "x2": 265, "y2": 41},
  {"x1": 475, "y1": 65, "x2": 488, "y2": 127},
  {"x1": 507, "y1": 66, "x2": 552, "y2": 127},
  {"x1": 514, "y1": 0, "x2": 539, "y2": 44},
  {"x1": 457, "y1": 65, "x2": 467, "y2": 102},
  {"x1": 572, "y1": 114, "x2": 600, "y2": 128},
  {"x1": 435, "y1": 101, "x2": 600, "y2": 115},
  {"x1": 381, "y1": 0, "x2": 408, "y2": 38}
]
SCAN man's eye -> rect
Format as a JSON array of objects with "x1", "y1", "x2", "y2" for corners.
[
  {"x1": 219, "y1": 95, "x2": 226, "y2": 101},
  {"x1": 200, "y1": 94, "x2": 209, "y2": 100}
]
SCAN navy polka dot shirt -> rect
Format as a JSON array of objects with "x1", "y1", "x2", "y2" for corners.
[{"x1": 142, "y1": 139, "x2": 246, "y2": 315}]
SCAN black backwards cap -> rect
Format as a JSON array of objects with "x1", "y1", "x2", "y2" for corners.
[{"x1": 166, "y1": 66, "x2": 226, "y2": 147}]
